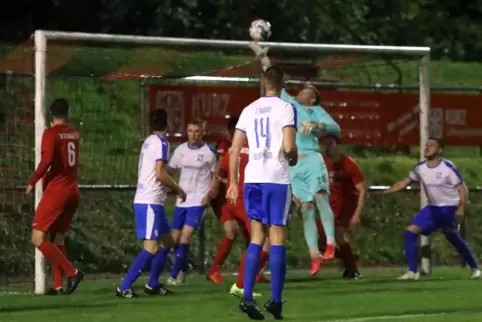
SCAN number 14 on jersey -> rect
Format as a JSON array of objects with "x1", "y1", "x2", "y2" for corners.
[{"x1": 254, "y1": 117, "x2": 271, "y2": 149}]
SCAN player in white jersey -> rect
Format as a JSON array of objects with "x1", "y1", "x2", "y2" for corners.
[
  {"x1": 117, "y1": 109, "x2": 186, "y2": 299},
  {"x1": 227, "y1": 66, "x2": 297, "y2": 320},
  {"x1": 166, "y1": 119, "x2": 219, "y2": 285},
  {"x1": 383, "y1": 137, "x2": 480, "y2": 280}
]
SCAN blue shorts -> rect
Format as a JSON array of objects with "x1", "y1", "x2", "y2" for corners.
[
  {"x1": 134, "y1": 203, "x2": 171, "y2": 240},
  {"x1": 289, "y1": 152, "x2": 329, "y2": 203},
  {"x1": 411, "y1": 205, "x2": 458, "y2": 235},
  {"x1": 171, "y1": 206, "x2": 207, "y2": 230},
  {"x1": 244, "y1": 183, "x2": 292, "y2": 226}
]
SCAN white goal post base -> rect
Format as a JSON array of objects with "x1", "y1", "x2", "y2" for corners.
[{"x1": 33, "y1": 30, "x2": 431, "y2": 294}]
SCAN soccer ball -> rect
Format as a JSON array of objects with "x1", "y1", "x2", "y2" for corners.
[{"x1": 249, "y1": 19, "x2": 272, "y2": 41}]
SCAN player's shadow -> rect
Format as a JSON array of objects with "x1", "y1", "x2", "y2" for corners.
[{"x1": 0, "y1": 302, "x2": 115, "y2": 313}]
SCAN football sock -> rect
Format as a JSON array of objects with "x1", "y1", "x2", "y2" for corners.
[
  {"x1": 147, "y1": 247, "x2": 170, "y2": 288},
  {"x1": 210, "y1": 236, "x2": 234, "y2": 273},
  {"x1": 300, "y1": 207, "x2": 320, "y2": 257},
  {"x1": 269, "y1": 245, "x2": 286, "y2": 303},
  {"x1": 235, "y1": 250, "x2": 247, "y2": 288},
  {"x1": 404, "y1": 230, "x2": 418, "y2": 273},
  {"x1": 339, "y1": 243, "x2": 358, "y2": 273},
  {"x1": 444, "y1": 231, "x2": 478, "y2": 269},
  {"x1": 52, "y1": 245, "x2": 67, "y2": 289},
  {"x1": 314, "y1": 194, "x2": 335, "y2": 245},
  {"x1": 170, "y1": 243, "x2": 189, "y2": 278},
  {"x1": 38, "y1": 241, "x2": 76, "y2": 277},
  {"x1": 243, "y1": 243, "x2": 261, "y2": 301},
  {"x1": 119, "y1": 249, "x2": 154, "y2": 290}
]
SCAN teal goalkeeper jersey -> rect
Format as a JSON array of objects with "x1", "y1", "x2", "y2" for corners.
[{"x1": 280, "y1": 89, "x2": 340, "y2": 153}]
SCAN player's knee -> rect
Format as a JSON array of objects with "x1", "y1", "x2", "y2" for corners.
[
  {"x1": 143, "y1": 240, "x2": 159, "y2": 254},
  {"x1": 31, "y1": 229, "x2": 46, "y2": 247},
  {"x1": 335, "y1": 227, "x2": 347, "y2": 245},
  {"x1": 179, "y1": 226, "x2": 194, "y2": 244},
  {"x1": 250, "y1": 221, "x2": 265, "y2": 245},
  {"x1": 268, "y1": 225, "x2": 285, "y2": 246},
  {"x1": 300, "y1": 202, "x2": 313, "y2": 209},
  {"x1": 223, "y1": 220, "x2": 238, "y2": 240},
  {"x1": 406, "y1": 225, "x2": 422, "y2": 234}
]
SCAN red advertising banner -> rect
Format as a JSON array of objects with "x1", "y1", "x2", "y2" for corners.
[{"x1": 149, "y1": 84, "x2": 482, "y2": 146}]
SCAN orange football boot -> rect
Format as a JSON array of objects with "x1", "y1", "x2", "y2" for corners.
[
  {"x1": 322, "y1": 244, "x2": 335, "y2": 260},
  {"x1": 311, "y1": 257, "x2": 324, "y2": 276},
  {"x1": 206, "y1": 270, "x2": 224, "y2": 284}
]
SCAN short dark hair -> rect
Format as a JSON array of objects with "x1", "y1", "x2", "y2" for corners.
[
  {"x1": 150, "y1": 109, "x2": 168, "y2": 132},
  {"x1": 263, "y1": 65, "x2": 284, "y2": 88},
  {"x1": 428, "y1": 136, "x2": 444, "y2": 149},
  {"x1": 304, "y1": 84, "x2": 321, "y2": 105},
  {"x1": 227, "y1": 116, "x2": 239, "y2": 131},
  {"x1": 50, "y1": 98, "x2": 69, "y2": 118}
]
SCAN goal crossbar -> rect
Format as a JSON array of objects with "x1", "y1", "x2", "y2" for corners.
[{"x1": 33, "y1": 30, "x2": 432, "y2": 294}]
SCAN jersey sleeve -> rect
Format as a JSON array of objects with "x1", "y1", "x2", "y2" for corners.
[
  {"x1": 155, "y1": 136, "x2": 169, "y2": 163},
  {"x1": 408, "y1": 164, "x2": 420, "y2": 182},
  {"x1": 207, "y1": 144, "x2": 218, "y2": 172},
  {"x1": 282, "y1": 103, "x2": 297, "y2": 130},
  {"x1": 168, "y1": 145, "x2": 181, "y2": 168},
  {"x1": 445, "y1": 161, "x2": 464, "y2": 187},
  {"x1": 346, "y1": 157, "x2": 365, "y2": 186},
  {"x1": 28, "y1": 129, "x2": 56, "y2": 186},
  {"x1": 216, "y1": 139, "x2": 229, "y2": 155},
  {"x1": 235, "y1": 109, "x2": 248, "y2": 133},
  {"x1": 312, "y1": 106, "x2": 340, "y2": 135}
]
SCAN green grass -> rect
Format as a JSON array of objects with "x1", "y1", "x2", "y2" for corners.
[{"x1": 1, "y1": 268, "x2": 482, "y2": 321}]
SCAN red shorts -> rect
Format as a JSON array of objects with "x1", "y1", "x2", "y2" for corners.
[
  {"x1": 331, "y1": 200, "x2": 357, "y2": 229},
  {"x1": 33, "y1": 188, "x2": 79, "y2": 233},
  {"x1": 220, "y1": 201, "x2": 250, "y2": 234}
]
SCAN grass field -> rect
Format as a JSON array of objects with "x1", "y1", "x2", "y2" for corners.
[{"x1": 1, "y1": 268, "x2": 481, "y2": 322}]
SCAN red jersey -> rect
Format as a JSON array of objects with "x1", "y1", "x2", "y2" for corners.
[
  {"x1": 29, "y1": 124, "x2": 80, "y2": 190},
  {"x1": 220, "y1": 142, "x2": 249, "y2": 196},
  {"x1": 324, "y1": 154, "x2": 364, "y2": 205},
  {"x1": 216, "y1": 138, "x2": 231, "y2": 156}
]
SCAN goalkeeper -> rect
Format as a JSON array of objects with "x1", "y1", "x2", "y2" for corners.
[{"x1": 249, "y1": 42, "x2": 341, "y2": 276}]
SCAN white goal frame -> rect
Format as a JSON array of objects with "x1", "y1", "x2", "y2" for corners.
[{"x1": 33, "y1": 30, "x2": 431, "y2": 294}]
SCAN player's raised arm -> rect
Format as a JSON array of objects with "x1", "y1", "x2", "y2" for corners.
[
  {"x1": 311, "y1": 105, "x2": 341, "y2": 136},
  {"x1": 282, "y1": 103, "x2": 298, "y2": 166},
  {"x1": 156, "y1": 142, "x2": 185, "y2": 201},
  {"x1": 382, "y1": 165, "x2": 417, "y2": 195},
  {"x1": 27, "y1": 130, "x2": 56, "y2": 191}
]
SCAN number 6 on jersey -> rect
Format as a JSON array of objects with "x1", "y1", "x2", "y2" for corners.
[{"x1": 68, "y1": 141, "x2": 76, "y2": 166}]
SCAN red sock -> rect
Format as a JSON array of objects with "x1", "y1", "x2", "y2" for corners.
[
  {"x1": 210, "y1": 237, "x2": 234, "y2": 273},
  {"x1": 52, "y1": 245, "x2": 66, "y2": 289},
  {"x1": 257, "y1": 250, "x2": 269, "y2": 274},
  {"x1": 235, "y1": 251, "x2": 247, "y2": 288},
  {"x1": 38, "y1": 241, "x2": 76, "y2": 277},
  {"x1": 339, "y1": 243, "x2": 358, "y2": 273}
]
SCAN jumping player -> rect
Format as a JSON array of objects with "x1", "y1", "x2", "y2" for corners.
[
  {"x1": 319, "y1": 135, "x2": 366, "y2": 279},
  {"x1": 207, "y1": 117, "x2": 253, "y2": 284},
  {"x1": 116, "y1": 109, "x2": 183, "y2": 298},
  {"x1": 383, "y1": 137, "x2": 480, "y2": 280},
  {"x1": 167, "y1": 119, "x2": 218, "y2": 285},
  {"x1": 228, "y1": 65, "x2": 298, "y2": 320},
  {"x1": 26, "y1": 98, "x2": 84, "y2": 295},
  {"x1": 249, "y1": 42, "x2": 340, "y2": 276}
]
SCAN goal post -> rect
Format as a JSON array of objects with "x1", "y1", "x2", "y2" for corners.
[{"x1": 33, "y1": 30, "x2": 431, "y2": 294}]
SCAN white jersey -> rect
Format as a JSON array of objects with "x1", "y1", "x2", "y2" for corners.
[
  {"x1": 236, "y1": 96, "x2": 297, "y2": 184},
  {"x1": 409, "y1": 159, "x2": 463, "y2": 207},
  {"x1": 134, "y1": 134, "x2": 170, "y2": 205},
  {"x1": 169, "y1": 142, "x2": 217, "y2": 207}
]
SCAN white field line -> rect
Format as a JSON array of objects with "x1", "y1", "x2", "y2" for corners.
[{"x1": 328, "y1": 312, "x2": 448, "y2": 322}]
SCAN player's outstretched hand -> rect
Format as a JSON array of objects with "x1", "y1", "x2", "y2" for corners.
[
  {"x1": 226, "y1": 184, "x2": 238, "y2": 204},
  {"x1": 455, "y1": 206, "x2": 465, "y2": 224},
  {"x1": 299, "y1": 122, "x2": 317, "y2": 135},
  {"x1": 25, "y1": 184, "x2": 33, "y2": 195},
  {"x1": 248, "y1": 41, "x2": 269, "y2": 57}
]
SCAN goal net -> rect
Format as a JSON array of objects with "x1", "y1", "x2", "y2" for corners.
[{"x1": 0, "y1": 30, "x2": 430, "y2": 294}]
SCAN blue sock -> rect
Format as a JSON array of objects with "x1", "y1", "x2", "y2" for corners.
[
  {"x1": 181, "y1": 256, "x2": 189, "y2": 273},
  {"x1": 147, "y1": 247, "x2": 170, "y2": 288},
  {"x1": 404, "y1": 230, "x2": 418, "y2": 273},
  {"x1": 169, "y1": 243, "x2": 189, "y2": 278},
  {"x1": 269, "y1": 245, "x2": 286, "y2": 303},
  {"x1": 243, "y1": 243, "x2": 262, "y2": 301},
  {"x1": 120, "y1": 249, "x2": 154, "y2": 290},
  {"x1": 444, "y1": 231, "x2": 478, "y2": 269}
]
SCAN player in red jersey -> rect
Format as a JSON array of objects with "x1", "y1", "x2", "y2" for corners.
[
  {"x1": 26, "y1": 98, "x2": 84, "y2": 294},
  {"x1": 207, "y1": 117, "x2": 252, "y2": 283},
  {"x1": 318, "y1": 134, "x2": 366, "y2": 278}
]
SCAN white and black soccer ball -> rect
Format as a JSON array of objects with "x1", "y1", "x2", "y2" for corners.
[{"x1": 249, "y1": 19, "x2": 272, "y2": 41}]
